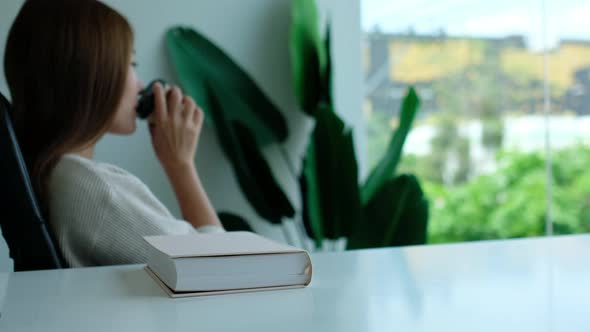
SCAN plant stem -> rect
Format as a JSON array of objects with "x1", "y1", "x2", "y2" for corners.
[
  {"x1": 276, "y1": 144, "x2": 312, "y2": 250},
  {"x1": 278, "y1": 144, "x2": 297, "y2": 181},
  {"x1": 281, "y1": 219, "x2": 295, "y2": 246}
]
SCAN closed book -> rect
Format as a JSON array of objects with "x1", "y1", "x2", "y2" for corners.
[{"x1": 144, "y1": 231, "x2": 312, "y2": 297}]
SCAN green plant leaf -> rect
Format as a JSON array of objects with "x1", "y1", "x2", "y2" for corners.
[
  {"x1": 348, "y1": 175, "x2": 428, "y2": 249},
  {"x1": 218, "y1": 212, "x2": 253, "y2": 232},
  {"x1": 166, "y1": 26, "x2": 287, "y2": 146},
  {"x1": 322, "y1": 22, "x2": 333, "y2": 107},
  {"x1": 361, "y1": 87, "x2": 420, "y2": 203},
  {"x1": 301, "y1": 105, "x2": 362, "y2": 245},
  {"x1": 207, "y1": 83, "x2": 294, "y2": 224},
  {"x1": 300, "y1": 143, "x2": 323, "y2": 248},
  {"x1": 290, "y1": 0, "x2": 326, "y2": 115}
]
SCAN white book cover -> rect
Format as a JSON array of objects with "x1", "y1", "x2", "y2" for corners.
[
  {"x1": 143, "y1": 232, "x2": 313, "y2": 297},
  {"x1": 145, "y1": 266, "x2": 307, "y2": 298},
  {"x1": 144, "y1": 231, "x2": 305, "y2": 258}
]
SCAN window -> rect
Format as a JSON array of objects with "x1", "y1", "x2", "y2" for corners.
[{"x1": 362, "y1": 0, "x2": 590, "y2": 243}]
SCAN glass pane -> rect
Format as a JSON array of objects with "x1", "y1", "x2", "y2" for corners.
[
  {"x1": 362, "y1": 0, "x2": 564, "y2": 244},
  {"x1": 545, "y1": 0, "x2": 590, "y2": 235}
]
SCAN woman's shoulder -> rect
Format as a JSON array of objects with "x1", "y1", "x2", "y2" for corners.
[{"x1": 48, "y1": 154, "x2": 140, "y2": 196}]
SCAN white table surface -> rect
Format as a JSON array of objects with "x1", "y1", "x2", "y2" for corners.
[{"x1": 0, "y1": 235, "x2": 589, "y2": 332}]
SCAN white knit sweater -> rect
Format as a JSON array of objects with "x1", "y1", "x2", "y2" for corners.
[{"x1": 47, "y1": 154, "x2": 223, "y2": 267}]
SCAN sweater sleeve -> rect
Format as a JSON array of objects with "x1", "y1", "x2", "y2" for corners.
[
  {"x1": 49, "y1": 155, "x2": 226, "y2": 267},
  {"x1": 90, "y1": 179, "x2": 198, "y2": 266}
]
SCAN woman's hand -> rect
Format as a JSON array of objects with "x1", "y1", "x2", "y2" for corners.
[
  {"x1": 148, "y1": 82, "x2": 203, "y2": 172},
  {"x1": 147, "y1": 83, "x2": 222, "y2": 230}
]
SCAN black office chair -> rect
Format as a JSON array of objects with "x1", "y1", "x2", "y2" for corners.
[{"x1": 0, "y1": 91, "x2": 65, "y2": 271}]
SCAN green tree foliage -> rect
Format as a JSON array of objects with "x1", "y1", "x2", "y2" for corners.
[{"x1": 426, "y1": 145, "x2": 590, "y2": 243}]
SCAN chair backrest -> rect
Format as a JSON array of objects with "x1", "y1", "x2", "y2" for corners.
[{"x1": 0, "y1": 92, "x2": 65, "y2": 271}]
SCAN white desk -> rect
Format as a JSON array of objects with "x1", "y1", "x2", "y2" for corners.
[{"x1": 1, "y1": 235, "x2": 589, "y2": 331}]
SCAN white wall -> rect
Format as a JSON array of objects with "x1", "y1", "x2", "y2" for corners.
[{"x1": 0, "y1": 0, "x2": 363, "y2": 272}]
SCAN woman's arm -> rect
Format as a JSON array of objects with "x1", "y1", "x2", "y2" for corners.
[
  {"x1": 148, "y1": 83, "x2": 222, "y2": 230},
  {"x1": 164, "y1": 162, "x2": 222, "y2": 230}
]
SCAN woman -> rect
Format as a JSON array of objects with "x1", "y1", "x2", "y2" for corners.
[{"x1": 3, "y1": 0, "x2": 224, "y2": 267}]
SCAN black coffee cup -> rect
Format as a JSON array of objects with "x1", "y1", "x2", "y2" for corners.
[{"x1": 137, "y1": 79, "x2": 167, "y2": 119}]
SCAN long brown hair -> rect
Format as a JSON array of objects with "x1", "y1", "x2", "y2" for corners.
[{"x1": 4, "y1": 0, "x2": 133, "y2": 206}]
